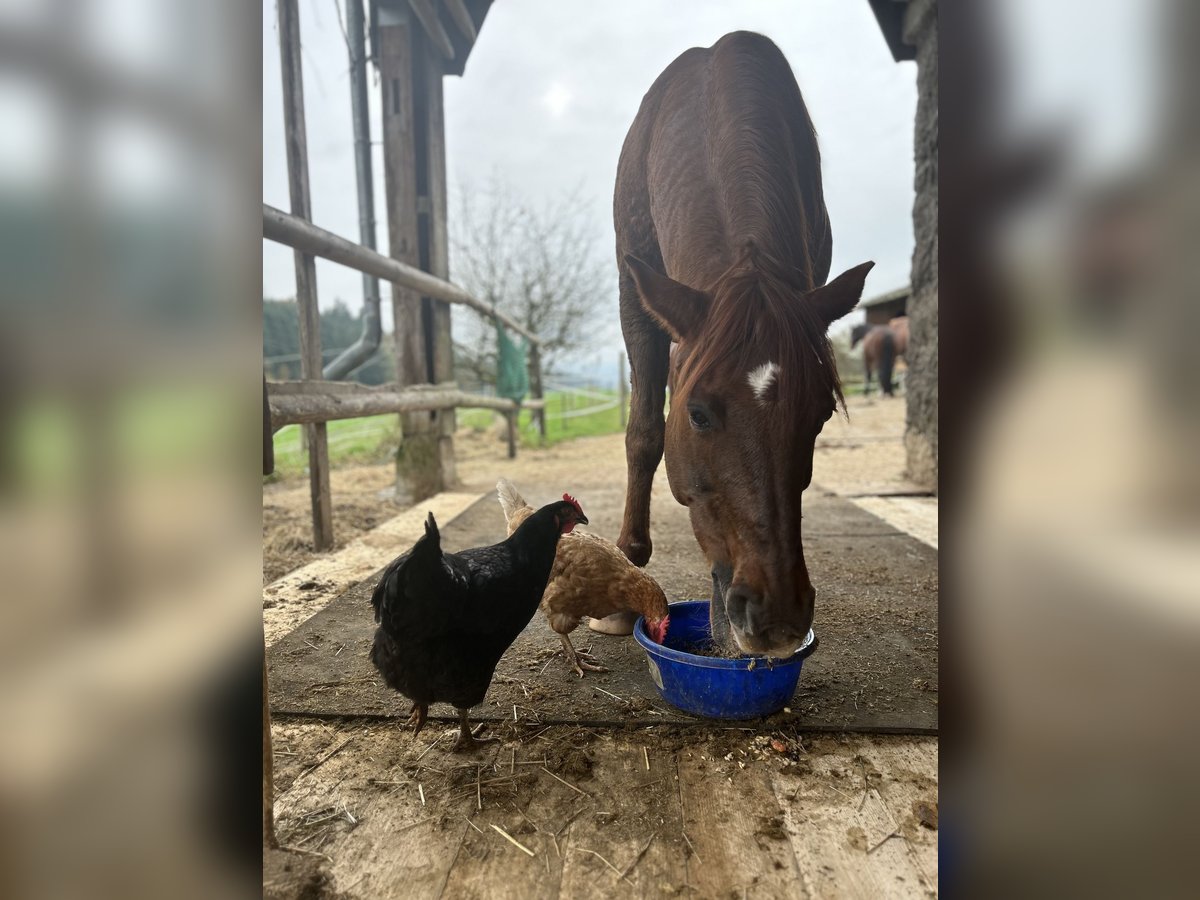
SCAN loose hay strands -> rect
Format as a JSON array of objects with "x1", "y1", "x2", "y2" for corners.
[
  {"x1": 302, "y1": 736, "x2": 354, "y2": 777},
  {"x1": 682, "y1": 831, "x2": 702, "y2": 864},
  {"x1": 418, "y1": 783, "x2": 426, "y2": 806},
  {"x1": 592, "y1": 686, "x2": 628, "y2": 705},
  {"x1": 622, "y1": 831, "x2": 658, "y2": 879},
  {"x1": 476, "y1": 766, "x2": 482, "y2": 811},
  {"x1": 396, "y1": 817, "x2": 434, "y2": 833},
  {"x1": 414, "y1": 734, "x2": 443, "y2": 762},
  {"x1": 464, "y1": 817, "x2": 483, "y2": 834},
  {"x1": 491, "y1": 824, "x2": 535, "y2": 857},
  {"x1": 576, "y1": 847, "x2": 632, "y2": 884},
  {"x1": 540, "y1": 766, "x2": 590, "y2": 797},
  {"x1": 867, "y1": 831, "x2": 902, "y2": 855},
  {"x1": 643, "y1": 747, "x2": 651, "y2": 771}
]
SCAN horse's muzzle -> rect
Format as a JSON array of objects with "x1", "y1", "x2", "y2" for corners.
[{"x1": 725, "y1": 582, "x2": 814, "y2": 658}]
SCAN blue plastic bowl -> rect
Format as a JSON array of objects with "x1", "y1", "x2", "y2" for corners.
[{"x1": 633, "y1": 600, "x2": 817, "y2": 719}]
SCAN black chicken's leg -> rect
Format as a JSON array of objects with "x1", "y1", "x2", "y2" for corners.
[
  {"x1": 452, "y1": 708, "x2": 499, "y2": 753},
  {"x1": 405, "y1": 703, "x2": 428, "y2": 736}
]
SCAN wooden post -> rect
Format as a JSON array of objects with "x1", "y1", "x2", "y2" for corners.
[
  {"x1": 263, "y1": 635, "x2": 277, "y2": 848},
  {"x1": 529, "y1": 343, "x2": 545, "y2": 439},
  {"x1": 263, "y1": 374, "x2": 274, "y2": 476},
  {"x1": 618, "y1": 352, "x2": 628, "y2": 428},
  {"x1": 506, "y1": 410, "x2": 517, "y2": 459},
  {"x1": 379, "y1": 10, "x2": 440, "y2": 504},
  {"x1": 278, "y1": 0, "x2": 333, "y2": 551},
  {"x1": 421, "y1": 34, "x2": 457, "y2": 487}
]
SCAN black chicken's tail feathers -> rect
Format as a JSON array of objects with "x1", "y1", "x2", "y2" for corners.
[{"x1": 371, "y1": 510, "x2": 444, "y2": 623}]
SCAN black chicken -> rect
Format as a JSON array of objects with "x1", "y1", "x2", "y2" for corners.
[{"x1": 369, "y1": 493, "x2": 588, "y2": 752}]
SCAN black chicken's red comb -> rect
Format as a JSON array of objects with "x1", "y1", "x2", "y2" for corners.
[{"x1": 562, "y1": 492, "x2": 583, "y2": 516}]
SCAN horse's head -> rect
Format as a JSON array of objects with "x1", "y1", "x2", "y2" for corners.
[
  {"x1": 626, "y1": 252, "x2": 873, "y2": 657},
  {"x1": 849, "y1": 322, "x2": 870, "y2": 349}
]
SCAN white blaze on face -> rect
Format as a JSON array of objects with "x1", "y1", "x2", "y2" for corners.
[{"x1": 747, "y1": 361, "x2": 780, "y2": 403}]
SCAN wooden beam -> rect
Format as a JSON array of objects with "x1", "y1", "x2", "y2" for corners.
[
  {"x1": 420, "y1": 35, "x2": 458, "y2": 483},
  {"x1": 379, "y1": 18, "x2": 441, "y2": 504},
  {"x1": 442, "y1": 0, "x2": 478, "y2": 46},
  {"x1": 268, "y1": 383, "x2": 525, "y2": 428},
  {"x1": 528, "y1": 343, "x2": 546, "y2": 438},
  {"x1": 262, "y1": 205, "x2": 541, "y2": 346},
  {"x1": 407, "y1": 0, "x2": 456, "y2": 60},
  {"x1": 263, "y1": 635, "x2": 277, "y2": 849},
  {"x1": 277, "y1": 0, "x2": 333, "y2": 552}
]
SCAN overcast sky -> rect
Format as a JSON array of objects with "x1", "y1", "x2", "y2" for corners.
[{"x1": 263, "y1": 0, "x2": 919, "y2": 355}]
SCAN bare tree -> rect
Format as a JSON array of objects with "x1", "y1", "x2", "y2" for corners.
[{"x1": 449, "y1": 174, "x2": 609, "y2": 388}]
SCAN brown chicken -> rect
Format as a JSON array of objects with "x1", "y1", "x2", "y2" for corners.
[{"x1": 497, "y1": 479, "x2": 670, "y2": 677}]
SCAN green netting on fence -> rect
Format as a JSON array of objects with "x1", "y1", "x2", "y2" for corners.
[{"x1": 495, "y1": 323, "x2": 529, "y2": 404}]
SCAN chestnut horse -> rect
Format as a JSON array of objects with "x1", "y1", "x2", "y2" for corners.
[
  {"x1": 615, "y1": 32, "x2": 872, "y2": 657},
  {"x1": 851, "y1": 316, "x2": 909, "y2": 396}
]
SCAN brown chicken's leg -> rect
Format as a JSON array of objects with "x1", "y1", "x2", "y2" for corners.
[
  {"x1": 452, "y1": 709, "x2": 499, "y2": 753},
  {"x1": 405, "y1": 703, "x2": 428, "y2": 736},
  {"x1": 560, "y1": 632, "x2": 608, "y2": 678}
]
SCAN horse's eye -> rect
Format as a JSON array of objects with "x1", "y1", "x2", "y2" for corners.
[{"x1": 688, "y1": 407, "x2": 711, "y2": 430}]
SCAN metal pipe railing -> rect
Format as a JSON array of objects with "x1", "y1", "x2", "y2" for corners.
[{"x1": 323, "y1": 0, "x2": 382, "y2": 381}]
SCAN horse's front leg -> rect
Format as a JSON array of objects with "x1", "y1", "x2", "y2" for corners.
[{"x1": 617, "y1": 326, "x2": 669, "y2": 568}]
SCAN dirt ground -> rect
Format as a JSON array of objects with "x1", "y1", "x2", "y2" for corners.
[{"x1": 263, "y1": 395, "x2": 938, "y2": 898}]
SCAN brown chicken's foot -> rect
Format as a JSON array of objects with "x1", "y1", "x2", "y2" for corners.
[
  {"x1": 560, "y1": 633, "x2": 608, "y2": 678},
  {"x1": 586, "y1": 610, "x2": 638, "y2": 636},
  {"x1": 451, "y1": 710, "x2": 499, "y2": 753},
  {"x1": 405, "y1": 703, "x2": 428, "y2": 736}
]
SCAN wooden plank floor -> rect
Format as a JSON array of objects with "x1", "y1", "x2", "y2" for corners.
[{"x1": 270, "y1": 719, "x2": 938, "y2": 898}]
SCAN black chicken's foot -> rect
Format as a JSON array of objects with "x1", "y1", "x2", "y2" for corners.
[
  {"x1": 405, "y1": 703, "x2": 428, "y2": 736},
  {"x1": 560, "y1": 633, "x2": 608, "y2": 678},
  {"x1": 451, "y1": 710, "x2": 499, "y2": 753}
]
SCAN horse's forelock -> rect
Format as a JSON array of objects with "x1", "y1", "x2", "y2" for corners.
[{"x1": 675, "y1": 253, "x2": 843, "y2": 419}]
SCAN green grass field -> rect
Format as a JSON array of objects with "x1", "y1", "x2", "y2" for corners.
[{"x1": 270, "y1": 388, "x2": 627, "y2": 478}]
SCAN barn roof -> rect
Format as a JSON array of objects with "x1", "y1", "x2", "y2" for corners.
[
  {"x1": 372, "y1": 0, "x2": 495, "y2": 77},
  {"x1": 865, "y1": 0, "x2": 918, "y2": 63},
  {"x1": 861, "y1": 285, "x2": 910, "y2": 308}
]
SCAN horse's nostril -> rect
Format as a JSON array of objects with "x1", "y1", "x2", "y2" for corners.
[{"x1": 725, "y1": 585, "x2": 761, "y2": 629}]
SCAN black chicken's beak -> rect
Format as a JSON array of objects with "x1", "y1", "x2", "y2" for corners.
[{"x1": 577, "y1": 513, "x2": 589, "y2": 526}]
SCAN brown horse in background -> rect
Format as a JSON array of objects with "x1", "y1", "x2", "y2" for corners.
[
  {"x1": 850, "y1": 315, "x2": 909, "y2": 396},
  {"x1": 614, "y1": 32, "x2": 873, "y2": 657}
]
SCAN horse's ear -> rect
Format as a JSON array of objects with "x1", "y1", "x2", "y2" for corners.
[
  {"x1": 625, "y1": 255, "x2": 710, "y2": 341},
  {"x1": 807, "y1": 261, "x2": 875, "y2": 326}
]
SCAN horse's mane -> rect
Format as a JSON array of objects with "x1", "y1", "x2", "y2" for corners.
[{"x1": 676, "y1": 243, "x2": 843, "y2": 417}]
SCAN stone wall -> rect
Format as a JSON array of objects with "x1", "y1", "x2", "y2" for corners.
[{"x1": 903, "y1": 0, "x2": 938, "y2": 491}]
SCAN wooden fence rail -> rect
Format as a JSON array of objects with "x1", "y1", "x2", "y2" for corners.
[
  {"x1": 268, "y1": 380, "x2": 544, "y2": 429},
  {"x1": 262, "y1": 204, "x2": 541, "y2": 347}
]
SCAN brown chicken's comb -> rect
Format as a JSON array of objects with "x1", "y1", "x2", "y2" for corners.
[{"x1": 562, "y1": 492, "x2": 584, "y2": 517}]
